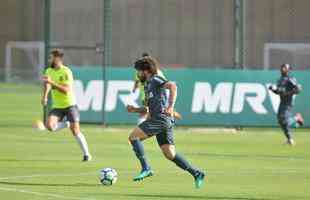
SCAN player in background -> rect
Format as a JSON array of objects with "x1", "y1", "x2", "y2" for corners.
[
  {"x1": 127, "y1": 56, "x2": 205, "y2": 188},
  {"x1": 41, "y1": 49, "x2": 92, "y2": 161},
  {"x1": 269, "y1": 64, "x2": 304, "y2": 145},
  {"x1": 132, "y1": 53, "x2": 181, "y2": 124}
]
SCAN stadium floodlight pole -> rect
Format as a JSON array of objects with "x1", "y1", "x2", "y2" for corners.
[
  {"x1": 102, "y1": 0, "x2": 112, "y2": 126},
  {"x1": 43, "y1": 0, "x2": 51, "y2": 125}
]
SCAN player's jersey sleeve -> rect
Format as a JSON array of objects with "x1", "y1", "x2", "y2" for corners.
[
  {"x1": 152, "y1": 75, "x2": 168, "y2": 88},
  {"x1": 134, "y1": 72, "x2": 139, "y2": 81},
  {"x1": 288, "y1": 77, "x2": 298, "y2": 87},
  {"x1": 61, "y1": 68, "x2": 74, "y2": 85},
  {"x1": 288, "y1": 77, "x2": 302, "y2": 92},
  {"x1": 157, "y1": 70, "x2": 166, "y2": 79},
  {"x1": 44, "y1": 67, "x2": 51, "y2": 76}
]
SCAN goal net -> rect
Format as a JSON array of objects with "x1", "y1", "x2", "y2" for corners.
[
  {"x1": 264, "y1": 43, "x2": 310, "y2": 70},
  {"x1": 5, "y1": 41, "x2": 45, "y2": 82}
]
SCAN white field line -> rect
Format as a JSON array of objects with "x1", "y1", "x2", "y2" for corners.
[
  {"x1": 0, "y1": 172, "x2": 96, "y2": 181},
  {"x1": 0, "y1": 186, "x2": 95, "y2": 200}
]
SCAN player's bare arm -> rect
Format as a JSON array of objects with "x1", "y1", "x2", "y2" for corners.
[
  {"x1": 268, "y1": 85, "x2": 280, "y2": 94},
  {"x1": 163, "y1": 81, "x2": 177, "y2": 117},
  {"x1": 132, "y1": 80, "x2": 139, "y2": 93},
  {"x1": 42, "y1": 75, "x2": 71, "y2": 94},
  {"x1": 42, "y1": 82, "x2": 51, "y2": 106},
  {"x1": 127, "y1": 105, "x2": 148, "y2": 114}
]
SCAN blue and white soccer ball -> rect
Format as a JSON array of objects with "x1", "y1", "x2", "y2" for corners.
[{"x1": 99, "y1": 168, "x2": 118, "y2": 186}]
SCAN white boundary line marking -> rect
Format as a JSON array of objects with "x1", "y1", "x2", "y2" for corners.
[
  {"x1": 0, "y1": 172, "x2": 96, "y2": 181},
  {"x1": 0, "y1": 186, "x2": 95, "y2": 200}
]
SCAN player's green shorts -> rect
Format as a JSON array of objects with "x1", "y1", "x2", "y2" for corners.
[
  {"x1": 138, "y1": 116, "x2": 174, "y2": 146},
  {"x1": 49, "y1": 105, "x2": 80, "y2": 123}
]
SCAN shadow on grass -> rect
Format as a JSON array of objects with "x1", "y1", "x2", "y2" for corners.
[
  {"x1": 0, "y1": 124, "x2": 32, "y2": 128},
  {"x1": 0, "y1": 182, "x2": 274, "y2": 200},
  {"x1": 0, "y1": 181, "x2": 99, "y2": 187},
  {"x1": 191, "y1": 153, "x2": 306, "y2": 160},
  {"x1": 117, "y1": 193, "x2": 272, "y2": 200}
]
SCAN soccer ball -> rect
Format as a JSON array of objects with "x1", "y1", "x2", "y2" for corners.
[
  {"x1": 32, "y1": 120, "x2": 46, "y2": 131},
  {"x1": 99, "y1": 168, "x2": 118, "y2": 186}
]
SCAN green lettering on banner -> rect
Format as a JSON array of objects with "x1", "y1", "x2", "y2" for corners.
[{"x1": 71, "y1": 67, "x2": 310, "y2": 127}]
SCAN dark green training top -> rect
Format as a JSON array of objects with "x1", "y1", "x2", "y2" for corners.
[
  {"x1": 275, "y1": 75, "x2": 301, "y2": 107},
  {"x1": 144, "y1": 75, "x2": 169, "y2": 119}
]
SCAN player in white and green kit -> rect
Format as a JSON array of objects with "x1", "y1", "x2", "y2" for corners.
[{"x1": 42, "y1": 49, "x2": 92, "y2": 161}]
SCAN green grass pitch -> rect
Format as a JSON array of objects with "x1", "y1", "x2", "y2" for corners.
[{"x1": 0, "y1": 83, "x2": 309, "y2": 200}]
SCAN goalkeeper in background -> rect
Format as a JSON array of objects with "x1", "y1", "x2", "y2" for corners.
[
  {"x1": 41, "y1": 49, "x2": 92, "y2": 161},
  {"x1": 132, "y1": 53, "x2": 181, "y2": 124},
  {"x1": 269, "y1": 64, "x2": 304, "y2": 145}
]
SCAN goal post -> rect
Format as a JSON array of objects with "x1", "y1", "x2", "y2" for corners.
[
  {"x1": 264, "y1": 43, "x2": 310, "y2": 70},
  {"x1": 5, "y1": 41, "x2": 45, "y2": 82}
]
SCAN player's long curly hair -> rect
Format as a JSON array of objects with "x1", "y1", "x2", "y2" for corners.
[{"x1": 134, "y1": 55, "x2": 160, "y2": 75}]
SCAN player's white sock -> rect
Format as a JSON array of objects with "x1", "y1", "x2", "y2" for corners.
[
  {"x1": 52, "y1": 121, "x2": 69, "y2": 132},
  {"x1": 137, "y1": 117, "x2": 146, "y2": 125},
  {"x1": 75, "y1": 132, "x2": 90, "y2": 156}
]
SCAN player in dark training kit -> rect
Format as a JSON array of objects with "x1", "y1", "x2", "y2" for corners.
[
  {"x1": 269, "y1": 64, "x2": 304, "y2": 145},
  {"x1": 127, "y1": 56, "x2": 205, "y2": 188}
]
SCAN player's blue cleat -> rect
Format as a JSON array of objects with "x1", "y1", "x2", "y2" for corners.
[
  {"x1": 194, "y1": 171, "x2": 206, "y2": 189},
  {"x1": 133, "y1": 169, "x2": 154, "y2": 181}
]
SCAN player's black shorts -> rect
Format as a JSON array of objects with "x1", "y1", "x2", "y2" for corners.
[
  {"x1": 138, "y1": 116, "x2": 174, "y2": 146},
  {"x1": 48, "y1": 105, "x2": 80, "y2": 123}
]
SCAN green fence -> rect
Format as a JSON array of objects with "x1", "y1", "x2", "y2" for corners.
[{"x1": 72, "y1": 67, "x2": 310, "y2": 127}]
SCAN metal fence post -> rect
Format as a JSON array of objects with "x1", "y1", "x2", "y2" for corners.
[
  {"x1": 43, "y1": 0, "x2": 51, "y2": 125},
  {"x1": 102, "y1": 0, "x2": 112, "y2": 125},
  {"x1": 234, "y1": 0, "x2": 246, "y2": 69}
]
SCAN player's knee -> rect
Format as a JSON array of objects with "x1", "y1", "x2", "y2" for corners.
[
  {"x1": 46, "y1": 121, "x2": 55, "y2": 132},
  {"x1": 163, "y1": 151, "x2": 175, "y2": 160},
  {"x1": 129, "y1": 127, "x2": 146, "y2": 142},
  {"x1": 161, "y1": 145, "x2": 176, "y2": 160},
  {"x1": 128, "y1": 132, "x2": 138, "y2": 142}
]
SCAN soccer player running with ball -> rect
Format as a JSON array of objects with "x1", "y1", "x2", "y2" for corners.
[
  {"x1": 41, "y1": 49, "x2": 92, "y2": 161},
  {"x1": 132, "y1": 53, "x2": 182, "y2": 124},
  {"x1": 268, "y1": 64, "x2": 304, "y2": 146},
  {"x1": 127, "y1": 56, "x2": 205, "y2": 188}
]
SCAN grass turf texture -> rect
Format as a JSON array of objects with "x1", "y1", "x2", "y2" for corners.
[{"x1": 0, "y1": 83, "x2": 309, "y2": 200}]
